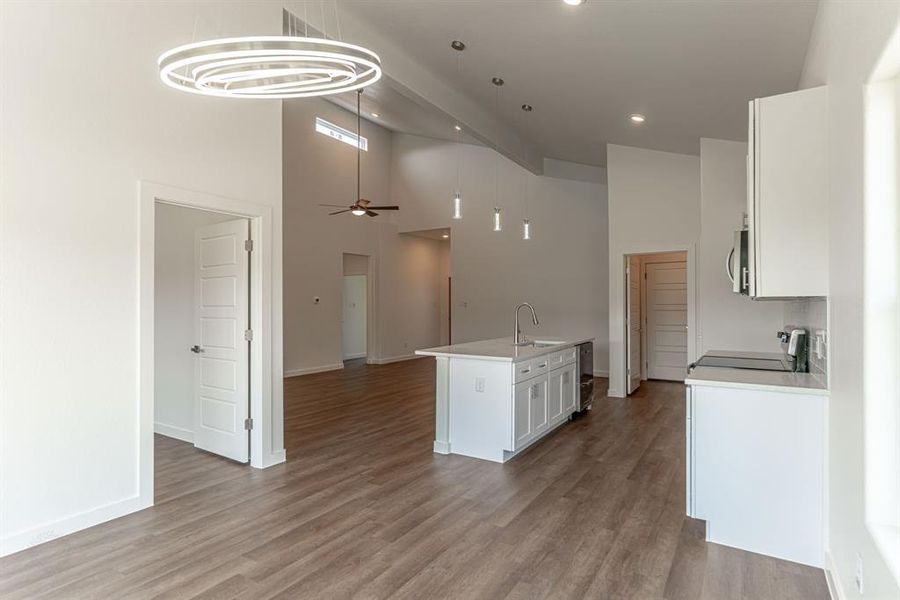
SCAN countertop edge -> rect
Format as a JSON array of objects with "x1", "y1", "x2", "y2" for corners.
[
  {"x1": 415, "y1": 337, "x2": 593, "y2": 362},
  {"x1": 685, "y1": 376, "x2": 830, "y2": 396}
]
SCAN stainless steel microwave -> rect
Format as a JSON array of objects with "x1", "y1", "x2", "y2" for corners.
[{"x1": 727, "y1": 229, "x2": 750, "y2": 295}]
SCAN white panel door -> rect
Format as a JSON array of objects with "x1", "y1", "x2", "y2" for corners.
[
  {"x1": 193, "y1": 219, "x2": 250, "y2": 463},
  {"x1": 626, "y1": 256, "x2": 642, "y2": 394},
  {"x1": 341, "y1": 275, "x2": 367, "y2": 359},
  {"x1": 646, "y1": 261, "x2": 688, "y2": 381}
]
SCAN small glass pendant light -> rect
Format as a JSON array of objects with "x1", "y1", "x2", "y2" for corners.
[
  {"x1": 493, "y1": 207, "x2": 502, "y2": 232},
  {"x1": 522, "y1": 219, "x2": 531, "y2": 240},
  {"x1": 453, "y1": 192, "x2": 462, "y2": 220}
]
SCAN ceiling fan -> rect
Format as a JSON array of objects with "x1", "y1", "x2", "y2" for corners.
[
  {"x1": 320, "y1": 90, "x2": 399, "y2": 218},
  {"x1": 320, "y1": 198, "x2": 398, "y2": 217}
]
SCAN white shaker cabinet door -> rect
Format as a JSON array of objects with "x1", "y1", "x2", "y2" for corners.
[
  {"x1": 548, "y1": 368, "x2": 564, "y2": 425},
  {"x1": 513, "y1": 380, "x2": 533, "y2": 450},
  {"x1": 530, "y1": 378, "x2": 549, "y2": 436},
  {"x1": 562, "y1": 363, "x2": 577, "y2": 414}
]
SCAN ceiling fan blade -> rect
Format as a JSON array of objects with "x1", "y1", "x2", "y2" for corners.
[
  {"x1": 365, "y1": 210, "x2": 379, "y2": 217},
  {"x1": 319, "y1": 203, "x2": 350, "y2": 208},
  {"x1": 329, "y1": 209, "x2": 351, "y2": 215},
  {"x1": 365, "y1": 206, "x2": 399, "y2": 210}
]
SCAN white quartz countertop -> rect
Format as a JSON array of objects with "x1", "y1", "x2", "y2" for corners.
[
  {"x1": 686, "y1": 366, "x2": 828, "y2": 395},
  {"x1": 415, "y1": 336, "x2": 593, "y2": 362}
]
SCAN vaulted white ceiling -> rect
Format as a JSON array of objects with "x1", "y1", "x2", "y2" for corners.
[{"x1": 341, "y1": 0, "x2": 819, "y2": 167}]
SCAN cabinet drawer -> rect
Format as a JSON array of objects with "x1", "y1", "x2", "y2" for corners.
[
  {"x1": 531, "y1": 355, "x2": 550, "y2": 377},
  {"x1": 513, "y1": 360, "x2": 536, "y2": 383},
  {"x1": 547, "y1": 350, "x2": 565, "y2": 369},
  {"x1": 561, "y1": 346, "x2": 577, "y2": 365}
]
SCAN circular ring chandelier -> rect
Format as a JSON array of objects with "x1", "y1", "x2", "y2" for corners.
[{"x1": 158, "y1": 36, "x2": 382, "y2": 99}]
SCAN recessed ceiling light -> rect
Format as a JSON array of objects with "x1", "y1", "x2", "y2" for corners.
[
  {"x1": 629, "y1": 113, "x2": 646, "y2": 124},
  {"x1": 563, "y1": 0, "x2": 585, "y2": 5},
  {"x1": 454, "y1": 124, "x2": 462, "y2": 131},
  {"x1": 370, "y1": 112, "x2": 379, "y2": 118}
]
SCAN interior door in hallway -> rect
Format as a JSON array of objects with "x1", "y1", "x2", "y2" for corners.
[
  {"x1": 645, "y1": 260, "x2": 688, "y2": 381},
  {"x1": 193, "y1": 218, "x2": 250, "y2": 463},
  {"x1": 342, "y1": 275, "x2": 367, "y2": 359},
  {"x1": 626, "y1": 255, "x2": 642, "y2": 394}
]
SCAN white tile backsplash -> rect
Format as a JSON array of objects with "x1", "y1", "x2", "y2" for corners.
[{"x1": 783, "y1": 298, "x2": 828, "y2": 376}]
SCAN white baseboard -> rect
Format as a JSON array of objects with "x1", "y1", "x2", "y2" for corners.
[
  {"x1": 433, "y1": 440, "x2": 450, "y2": 454},
  {"x1": 342, "y1": 352, "x2": 367, "y2": 360},
  {"x1": 368, "y1": 354, "x2": 420, "y2": 365},
  {"x1": 825, "y1": 551, "x2": 846, "y2": 600},
  {"x1": 284, "y1": 363, "x2": 344, "y2": 378},
  {"x1": 154, "y1": 422, "x2": 193, "y2": 443},
  {"x1": 0, "y1": 494, "x2": 151, "y2": 558},
  {"x1": 607, "y1": 387, "x2": 625, "y2": 398},
  {"x1": 593, "y1": 369, "x2": 609, "y2": 377}
]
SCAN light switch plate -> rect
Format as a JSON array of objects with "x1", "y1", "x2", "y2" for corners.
[{"x1": 475, "y1": 377, "x2": 486, "y2": 393}]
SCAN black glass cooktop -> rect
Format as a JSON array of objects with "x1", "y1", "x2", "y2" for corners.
[{"x1": 694, "y1": 355, "x2": 791, "y2": 372}]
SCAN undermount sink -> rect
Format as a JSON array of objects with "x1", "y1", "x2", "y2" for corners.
[{"x1": 531, "y1": 340, "x2": 567, "y2": 348}]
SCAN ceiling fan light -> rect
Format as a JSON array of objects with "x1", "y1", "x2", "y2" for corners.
[{"x1": 351, "y1": 208, "x2": 367, "y2": 216}]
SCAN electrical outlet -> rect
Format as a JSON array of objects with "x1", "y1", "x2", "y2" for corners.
[
  {"x1": 475, "y1": 377, "x2": 486, "y2": 393},
  {"x1": 855, "y1": 553, "x2": 864, "y2": 594}
]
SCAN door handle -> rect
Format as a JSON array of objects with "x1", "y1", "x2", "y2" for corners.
[
  {"x1": 190, "y1": 345, "x2": 204, "y2": 353},
  {"x1": 725, "y1": 247, "x2": 735, "y2": 283}
]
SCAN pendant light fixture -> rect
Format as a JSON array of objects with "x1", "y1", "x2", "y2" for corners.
[
  {"x1": 352, "y1": 89, "x2": 366, "y2": 215},
  {"x1": 520, "y1": 104, "x2": 534, "y2": 240},
  {"x1": 158, "y1": 7, "x2": 381, "y2": 99},
  {"x1": 451, "y1": 40, "x2": 465, "y2": 220},
  {"x1": 492, "y1": 76, "x2": 504, "y2": 232}
]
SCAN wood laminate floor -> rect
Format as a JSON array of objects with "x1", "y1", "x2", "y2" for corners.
[{"x1": 0, "y1": 358, "x2": 828, "y2": 599}]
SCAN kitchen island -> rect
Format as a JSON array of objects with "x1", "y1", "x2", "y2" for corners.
[{"x1": 416, "y1": 336, "x2": 592, "y2": 463}]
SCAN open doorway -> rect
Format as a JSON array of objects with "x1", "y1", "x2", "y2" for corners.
[
  {"x1": 625, "y1": 251, "x2": 689, "y2": 394},
  {"x1": 154, "y1": 203, "x2": 252, "y2": 463},
  {"x1": 342, "y1": 253, "x2": 369, "y2": 362}
]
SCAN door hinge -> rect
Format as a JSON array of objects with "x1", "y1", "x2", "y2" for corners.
[
  {"x1": 244, "y1": 239, "x2": 254, "y2": 252},
  {"x1": 244, "y1": 418, "x2": 253, "y2": 430},
  {"x1": 244, "y1": 329, "x2": 253, "y2": 341}
]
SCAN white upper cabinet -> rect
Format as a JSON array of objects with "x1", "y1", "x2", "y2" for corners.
[{"x1": 747, "y1": 86, "x2": 828, "y2": 298}]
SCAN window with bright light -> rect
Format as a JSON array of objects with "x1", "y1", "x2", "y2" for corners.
[
  {"x1": 315, "y1": 117, "x2": 367, "y2": 151},
  {"x1": 864, "y1": 69, "x2": 900, "y2": 586}
]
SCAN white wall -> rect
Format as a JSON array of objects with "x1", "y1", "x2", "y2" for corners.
[
  {"x1": 283, "y1": 98, "x2": 446, "y2": 374},
  {"x1": 800, "y1": 1, "x2": 900, "y2": 597},
  {"x1": 390, "y1": 134, "x2": 610, "y2": 375},
  {"x1": 0, "y1": 1, "x2": 284, "y2": 556},
  {"x1": 698, "y1": 138, "x2": 786, "y2": 355},
  {"x1": 438, "y1": 241, "x2": 451, "y2": 345},
  {"x1": 154, "y1": 204, "x2": 235, "y2": 442},
  {"x1": 607, "y1": 145, "x2": 701, "y2": 396}
]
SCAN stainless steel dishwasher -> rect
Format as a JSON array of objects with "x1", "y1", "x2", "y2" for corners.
[{"x1": 577, "y1": 342, "x2": 594, "y2": 412}]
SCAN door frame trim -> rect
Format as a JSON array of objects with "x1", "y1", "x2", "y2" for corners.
[
  {"x1": 612, "y1": 245, "x2": 697, "y2": 398},
  {"x1": 138, "y1": 181, "x2": 284, "y2": 505}
]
